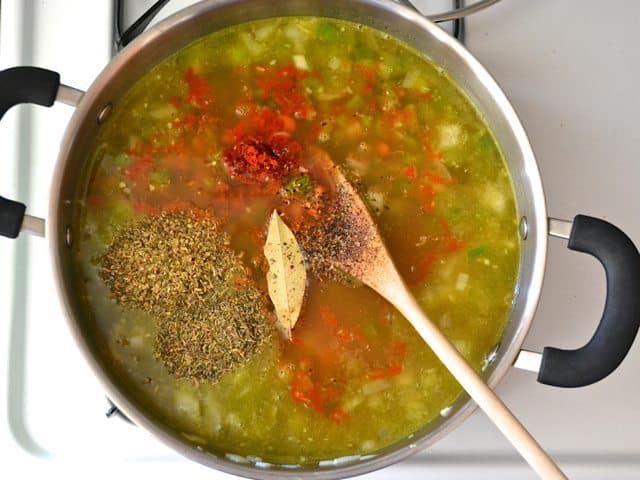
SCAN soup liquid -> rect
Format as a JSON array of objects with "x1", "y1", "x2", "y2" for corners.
[{"x1": 73, "y1": 17, "x2": 519, "y2": 465}]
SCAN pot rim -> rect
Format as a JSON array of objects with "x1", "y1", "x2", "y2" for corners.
[{"x1": 48, "y1": 0, "x2": 548, "y2": 478}]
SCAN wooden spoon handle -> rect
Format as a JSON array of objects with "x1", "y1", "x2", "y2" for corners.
[{"x1": 388, "y1": 287, "x2": 566, "y2": 479}]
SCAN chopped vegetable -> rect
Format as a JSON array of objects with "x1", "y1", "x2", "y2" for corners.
[
  {"x1": 401, "y1": 69, "x2": 420, "y2": 89},
  {"x1": 114, "y1": 153, "x2": 131, "y2": 167},
  {"x1": 468, "y1": 246, "x2": 488, "y2": 259},
  {"x1": 455, "y1": 273, "x2": 469, "y2": 291},
  {"x1": 438, "y1": 123, "x2": 462, "y2": 149},
  {"x1": 284, "y1": 175, "x2": 314, "y2": 195},
  {"x1": 292, "y1": 54, "x2": 309, "y2": 71},
  {"x1": 328, "y1": 56, "x2": 342, "y2": 70},
  {"x1": 318, "y1": 22, "x2": 338, "y2": 42},
  {"x1": 149, "y1": 170, "x2": 171, "y2": 188}
]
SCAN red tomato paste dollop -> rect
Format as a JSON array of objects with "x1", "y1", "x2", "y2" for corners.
[{"x1": 223, "y1": 134, "x2": 301, "y2": 182}]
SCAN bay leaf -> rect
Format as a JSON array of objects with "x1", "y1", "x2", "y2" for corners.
[{"x1": 264, "y1": 210, "x2": 307, "y2": 340}]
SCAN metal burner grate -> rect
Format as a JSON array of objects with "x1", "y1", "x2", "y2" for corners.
[{"x1": 113, "y1": 0, "x2": 503, "y2": 50}]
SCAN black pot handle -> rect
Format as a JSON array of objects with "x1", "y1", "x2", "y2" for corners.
[
  {"x1": 0, "y1": 66, "x2": 60, "y2": 239},
  {"x1": 538, "y1": 215, "x2": 640, "y2": 387}
]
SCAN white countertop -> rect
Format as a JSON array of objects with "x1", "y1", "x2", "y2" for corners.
[{"x1": 1, "y1": 1, "x2": 639, "y2": 479}]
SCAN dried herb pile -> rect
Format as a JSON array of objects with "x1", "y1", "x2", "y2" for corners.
[{"x1": 99, "y1": 210, "x2": 272, "y2": 381}]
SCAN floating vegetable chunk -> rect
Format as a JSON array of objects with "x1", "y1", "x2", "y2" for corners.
[{"x1": 73, "y1": 17, "x2": 519, "y2": 467}]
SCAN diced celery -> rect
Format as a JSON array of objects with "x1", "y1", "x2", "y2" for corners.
[
  {"x1": 208, "y1": 151, "x2": 222, "y2": 166},
  {"x1": 114, "y1": 153, "x2": 131, "y2": 168},
  {"x1": 228, "y1": 44, "x2": 251, "y2": 66},
  {"x1": 302, "y1": 76, "x2": 322, "y2": 92},
  {"x1": 346, "y1": 94, "x2": 365, "y2": 110},
  {"x1": 108, "y1": 199, "x2": 134, "y2": 226},
  {"x1": 353, "y1": 46, "x2": 375, "y2": 61},
  {"x1": 479, "y1": 133, "x2": 495, "y2": 153},
  {"x1": 468, "y1": 246, "x2": 488, "y2": 259},
  {"x1": 318, "y1": 22, "x2": 338, "y2": 42},
  {"x1": 284, "y1": 175, "x2": 314, "y2": 196},
  {"x1": 149, "y1": 170, "x2": 171, "y2": 188}
]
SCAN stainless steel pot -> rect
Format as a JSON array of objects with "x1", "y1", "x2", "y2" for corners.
[{"x1": 1, "y1": 1, "x2": 638, "y2": 478}]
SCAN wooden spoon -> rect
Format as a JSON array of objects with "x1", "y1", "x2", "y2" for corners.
[{"x1": 304, "y1": 148, "x2": 566, "y2": 479}]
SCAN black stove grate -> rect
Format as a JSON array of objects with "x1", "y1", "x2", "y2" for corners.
[{"x1": 114, "y1": 0, "x2": 468, "y2": 50}]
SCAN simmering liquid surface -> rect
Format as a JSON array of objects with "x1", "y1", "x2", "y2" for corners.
[{"x1": 73, "y1": 17, "x2": 520, "y2": 465}]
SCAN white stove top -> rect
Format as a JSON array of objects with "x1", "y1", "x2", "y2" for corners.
[{"x1": 1, "y1": 1, "x2": 639, "y2": 479}]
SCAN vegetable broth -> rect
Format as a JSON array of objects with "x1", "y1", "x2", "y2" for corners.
[{"x1": 73, "y1": 17, "x2": 520, "y2": 465}]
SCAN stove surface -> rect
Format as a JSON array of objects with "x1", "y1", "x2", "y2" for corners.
[{"x1": 1, "y1": 1, "x2": 639, "y2": 479}]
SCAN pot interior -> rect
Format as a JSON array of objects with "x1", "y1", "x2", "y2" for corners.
[{"x1": 50, "y1": 0, "x2": 547, "y2": 478}]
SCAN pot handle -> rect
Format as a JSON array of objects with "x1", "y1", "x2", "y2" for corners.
[
  {"x1": 532, "y1": 215, "x2": 640, "y2": 387},
  {"x1": 0, "y1": 66, "x2": 61, "y2": 238}
]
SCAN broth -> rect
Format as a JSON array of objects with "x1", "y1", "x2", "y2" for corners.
[{"x1": 73, "y1": 17, "x2": 520, "y2": 466}]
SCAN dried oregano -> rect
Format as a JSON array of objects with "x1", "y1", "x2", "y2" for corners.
[{"x1": 99, "y1": 210, "x2": 272, "y2": 381}]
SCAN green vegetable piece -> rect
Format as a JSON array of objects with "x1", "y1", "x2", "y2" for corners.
[
  {"x1": 303, "y1": 76, "x2": 322, "y2": 92},
  {"x1": 150, "y1": 170, "x2": 171, "y2": 187},
  {"x1": 346, "y1": 94, "x2": 365, "y2": 110},
  {"x1": 353, "y1": 46, "x2": 375, "y2": 61},
  {"x1": 228, "y1": 44, "x2": 251, "y2": 66},
  {"x1": 114, "y1": 153, "x2": 131, "y2": 168},
  {"x1": 285, "y1": 175, "x2": 314, "y2": 196},
  {"x1": 108, "y1": 199, "x2": 134, "y2": 228},
  {"x1": 468, "y1": 246, "x2": 489, "y2": 259},
  {"x1": 318, "y1": 22, "x2": 338, "y2": 42},
  {"x1": 448, "y1": 207, "x2": 463, "y2": 219},
  {"x1": 479, "y1": 134, "x2": 494, "y2": 153},
  {"x1": 208, "y1": 151, "x2": 222, "y2": 166}
]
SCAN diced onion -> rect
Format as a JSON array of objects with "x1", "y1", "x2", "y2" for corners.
[
  {"x1": 379, "y1": 63, "x2": 394, "y2": 79},
  {"x1": 483, "y1": 184, "x2": 506, "y2": 213},
  {"x1": 318, "y1": 455, "x2": 361, "y2": 467},
  {"x1": 345, "y1": 153, "x2": 368, "y2": 175},
  {"x1": 292, "y1": 54, "x2": 309, "y2": 71},
  {"x1": 401, "y1": 69, "x2": 420, "y2": 88},
  {"x1": 361, "y1": 440, "x2": 376, "y2": 451},
  {"x1": 254, "y1": 24, "x2": 277, "y2": 41},
  {"x1": 362, "y1": 379, "x2": 391, "y2": 395},
  {"x1": 284, "y1": 25, "x2": 306, "y2": 43},
  {"x1": 438, "y1": 123, "x2": 462, "y2": 149},
  {"x1": 366, "y1": 190, "x2": 386, "y2": 214},
  {"x1": 149, "y1": 104, "x2": 177, "y2": 120},
  {"x1": 174, "y1": 390, "x2": 200, "y2": 419},
  {"x1": 455, "y1": 273, "x2": 469, "y2": 291},
  {"x1": 240, "y1": 32, "x2": 264, "y2": 55},
  {"x1": 226, "y1": 453, "x2": 249, "y2": 464},
  {"x1": 328, "y1": 56, "x2": 342, "y2": 70}
]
